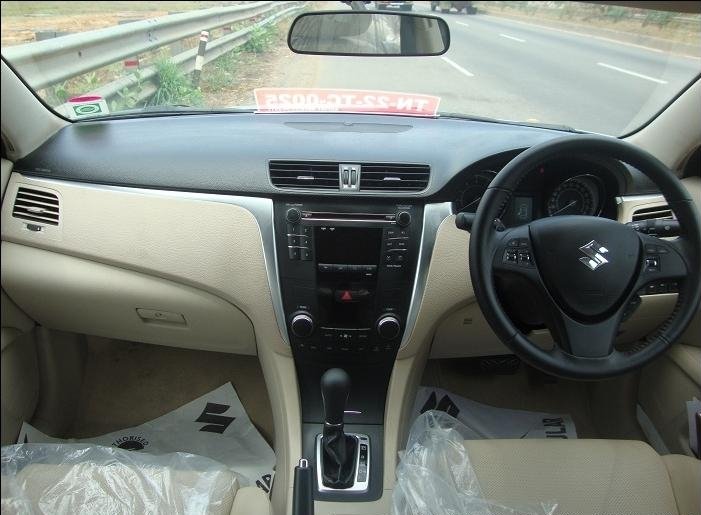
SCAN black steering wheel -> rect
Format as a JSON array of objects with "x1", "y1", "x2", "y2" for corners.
[{"x1": 469, "y1": 135, "x2": 701, "y2": 379}]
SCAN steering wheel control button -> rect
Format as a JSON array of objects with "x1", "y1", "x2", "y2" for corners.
[
  {"x1": 503, "y1": 249, "x2": 519, "y2": 263},
  {"x1": 645, "y1": 256, "x2": 660, "y2": 271},
  {"x1": 517, "y1": 250, "x2": 533, "y2": 266}
]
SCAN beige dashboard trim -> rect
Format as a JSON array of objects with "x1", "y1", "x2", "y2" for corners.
[{"x1": 0, "y1": 173, "x2": 300, "y2": 513}]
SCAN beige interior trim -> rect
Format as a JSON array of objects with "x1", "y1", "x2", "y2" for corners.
[
  {"x1": 1, "y1": 243, "x2": 257, "y2": 355},
  {"x1": 1, "y1": 158, "x2": 13, "y2": 201},
  {"x1": 625, "y1": 77, "x2": 701, "y2": 170},
  {"x1": 0, "y1": 173, "x2": 299, "y2": 513},
  {"x1": 661, "y1": 454, "x2": 701, "y2": 515},
  {"x1": 0, "y1": 60, "x2": 67, "y2": 161},
  {"x1": 230, "y1": 486, "x2": 272, "y2": 515},
  {"x1": 399, "y1": 215, "x2": 473, "y2": 359},
  {"x1": 617, "y1": 194, "x2": 669, "y2": 223}
]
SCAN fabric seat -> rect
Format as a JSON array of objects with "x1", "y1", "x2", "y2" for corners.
[{"x1": 463, "y1": 439, "x2": 701, "y2": 515}]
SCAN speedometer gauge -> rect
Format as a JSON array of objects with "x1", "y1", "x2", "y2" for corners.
[
  {"x1": 456, "y1": 171, "x2": 497, "y2": 213},
  {"x1": 547, "y1": 175, "x2": 602, "y2": 216}
]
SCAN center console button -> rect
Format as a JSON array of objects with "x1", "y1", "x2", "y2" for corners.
[
  {"x1": 288, "y1": 247, "x2": 300, "y2": 260},
  {"x1": 290, "y1": 312, "x2": 314, "y2": 338},
  {"x1": 332, "y1": 264, "x2": 348, "y2": 273},
  {"x1": 396, "y1": 211, "x2": 411, "y2": 227},
  {"x1": 301, "y1": 248, "x2": 312, "y2": 261},
  {"x1": 286, "y1": 208, "x2": 302, "y2": 223},
  {"x1": 318, "y1": 263, "x2": 332, "y2": 273}
]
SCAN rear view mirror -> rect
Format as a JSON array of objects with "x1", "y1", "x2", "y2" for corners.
[{"x1": 288, "y1": 11, "x2": 450, "y2": 56}]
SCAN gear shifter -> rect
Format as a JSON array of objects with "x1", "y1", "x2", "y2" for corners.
[{"x1": 320, "y1": 368, "x2": 357, "y2": 489}]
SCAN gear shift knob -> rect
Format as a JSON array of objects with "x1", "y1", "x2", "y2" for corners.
[{"x1": 320, "y1": 368, "x2": 350, "y2": 426}]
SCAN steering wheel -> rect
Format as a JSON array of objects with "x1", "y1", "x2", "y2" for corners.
[{"x1": 469, "y1": 135, "x2": 701, "y2": 379}]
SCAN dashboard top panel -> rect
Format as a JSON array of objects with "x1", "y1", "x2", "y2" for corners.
[{"x1": 12, "y1": 112, "x2": 657, "y2": 198}]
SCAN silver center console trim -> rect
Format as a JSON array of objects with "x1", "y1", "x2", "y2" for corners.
[
  {"x1": 18, "y1": 176, "x2": 290, "y2": 344},
  {"x1": 401, "y1": 202, "x2": 453, "y2": 347},
  {"x1": 315, "y1": 433, "x2": 370, "y2": 493}
]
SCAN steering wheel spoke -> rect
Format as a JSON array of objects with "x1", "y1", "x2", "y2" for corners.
[
  {"x1": 549, "y1": 302, "x2": 622, "y2": 358},
  {"x1": 633, "y1": 233, "x2": 689, "y2": 291},
  {"x1": 492, "y1": 225, "x2": 541, "y2": 282}
]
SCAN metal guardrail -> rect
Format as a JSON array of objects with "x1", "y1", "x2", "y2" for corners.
[
  {"x1": 2, "y1": 1, "x2": 297, "y2": 90},
  {"x1": 65, "y1": 5, "x2": 305, "y2": 111}
]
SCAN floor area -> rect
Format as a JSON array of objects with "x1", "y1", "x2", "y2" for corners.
[
  {"x1": 421, "y1": 358, "x2": 601, "y2": 438},
  {"x1": 67, "y1": 337, "x2": 274, "y2": 445}
]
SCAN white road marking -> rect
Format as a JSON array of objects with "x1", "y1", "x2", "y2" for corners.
[
  {"x1": 596, "y1": 62, "x2": 668, "y2": 84},
  {"x1": 441, "y1": 56, "x2": 475, "y2": 78},
  {"x1": 456, "y1": 21, "x2": 470, "y2": 28},
  {"x1": 500, "y1": 34, "x2": 526, "y2": 43},
  {"x1": 483, "y1": 14, "x2": 701, "y2": 61}
]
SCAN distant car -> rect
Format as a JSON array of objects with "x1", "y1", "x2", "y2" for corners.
[
  {"x1": 431, "y1": 1, "x2": 477, "y2": 14},
  {"x1": 376, "y1": 1, "x2": 413, "y2": 11}
]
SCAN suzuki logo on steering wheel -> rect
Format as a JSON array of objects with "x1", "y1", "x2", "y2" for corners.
[{"x1": 578, "y1": 240, "x2": 609, "y2": 271}]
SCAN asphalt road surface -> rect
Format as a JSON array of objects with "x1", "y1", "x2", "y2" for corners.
[{"x1": 286, "y1": 2, "x2": 700, "y2": 135}]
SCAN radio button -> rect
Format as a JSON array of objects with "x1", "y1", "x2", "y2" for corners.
[
  {"x1": 318, "y1": 263, "x2": 332, "y2": 273},
  {"x1": 301, "y1": 248, "x2": 312, "y2": 261},
  {"x1": 288, "y1": 247, "x2": 300, "y2": 260},
  {"x1": 396, "y1": 240, "x2": 408, "y2": 249},
  {"x1": 286, "y1": 208, "x2": 302, "y2": 223},
  {"x1": 396, "y1": 211, "x2": 411, "y2": 227},
  {"x1": 362, "y1": 265, "x2": 377, "y2": 274},
  {"x1": 332, "y1": 264, "x2": 348, "y2": 273},
  {"x1": 288, "y1": 235, "x2": 300, "y2": 246}
]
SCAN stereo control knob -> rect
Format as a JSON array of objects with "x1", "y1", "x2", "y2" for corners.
[
  {"x1": 396, "y1": 211, "x2": 411, "y2": 227},
  {"x1": 290, "y1": 312, "x2": 314, "y2": 338},
  {"x1": 286, "y1": 208, "x2": 302, "y2": 223},
  {"x1": 377, "y1": 315, "x2": 401, "y2": 340}
]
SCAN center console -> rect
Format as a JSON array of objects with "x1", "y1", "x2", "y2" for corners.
[{"x1": 274, "y1": 199, "x2": 423, "y2": 501}]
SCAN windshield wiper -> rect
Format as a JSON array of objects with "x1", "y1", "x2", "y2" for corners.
[{"x1": 439, "y1": 112, "x2": 580, "y2": 133}]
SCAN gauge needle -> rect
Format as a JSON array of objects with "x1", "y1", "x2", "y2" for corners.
[
  {"x1": 461, "y1": 195, "x2": 482, "y2": 211},
  {"x1": 551, "y1": 200, "x2": 577, "y2": 216}
]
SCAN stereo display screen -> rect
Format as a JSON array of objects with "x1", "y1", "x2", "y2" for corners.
[{"x1": 315, "y1": 226, "x2": 382, "y2": 265}]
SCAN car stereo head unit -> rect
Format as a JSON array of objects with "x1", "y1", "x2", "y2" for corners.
[{"x1": 274, "y1": 200, "x2": 423, "y2": 361}]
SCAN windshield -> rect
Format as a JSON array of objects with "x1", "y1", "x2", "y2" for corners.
[{"x1": 1, "y1": 1, "x2": 699, "y2": 135}]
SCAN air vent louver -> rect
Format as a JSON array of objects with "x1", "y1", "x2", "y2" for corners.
[
  {"x1": 632, "y1": 205, "x2": 674, "y2": 222},
  {"x1": 269, "y1": 161, "x2": 339, "y2": 190},
  {"x1": 12, "y1": 187, "x2": 59, "y2": 225},
  {"x1": 359, "y1": 163, "x2": 430, "y2": 192}
]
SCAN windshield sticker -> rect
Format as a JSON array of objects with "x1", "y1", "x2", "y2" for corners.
[{"x1": 254, "y1": 88, "x2": 440, "y2": 117}]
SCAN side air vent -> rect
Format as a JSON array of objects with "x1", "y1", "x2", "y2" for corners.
[
  {"x1": 12, "y1": 187, "x2": 59, "y2": 225},
  {"x1": 632, "y1": 205, "x2": 674, "y2": 222},
  {"x1": 359, "y1": 163, "x2": 430, "y2": 192},
  {"x1": 269, "y1": 161, "x2": 339, "y2": 190}
]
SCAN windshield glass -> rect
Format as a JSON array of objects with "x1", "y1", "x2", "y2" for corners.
[{"x1": 1, "y1": 1, "x2": 699, "y2": 135}]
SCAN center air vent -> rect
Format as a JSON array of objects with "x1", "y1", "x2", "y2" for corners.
[
  {"x1": 359, "y1": 163, "x2": 430, "y2": 192},
  {"x1": 632, "y1": 204, "x2": 674, "y2": 222},
  {"x1": 12, "y1": 187, "x2": 59, "y2": 225},
  {"x1": 269, "y1": 161, "x2": 339, "y2": 190}
]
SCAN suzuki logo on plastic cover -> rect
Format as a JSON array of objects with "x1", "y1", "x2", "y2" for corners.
[{"x1": 578, "y1": 240, "x2": 609, "y2": 271}]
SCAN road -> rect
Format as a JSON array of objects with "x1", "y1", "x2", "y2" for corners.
[{"x1": 274, "y1": 2, "x2": 700, "y2": 135}]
